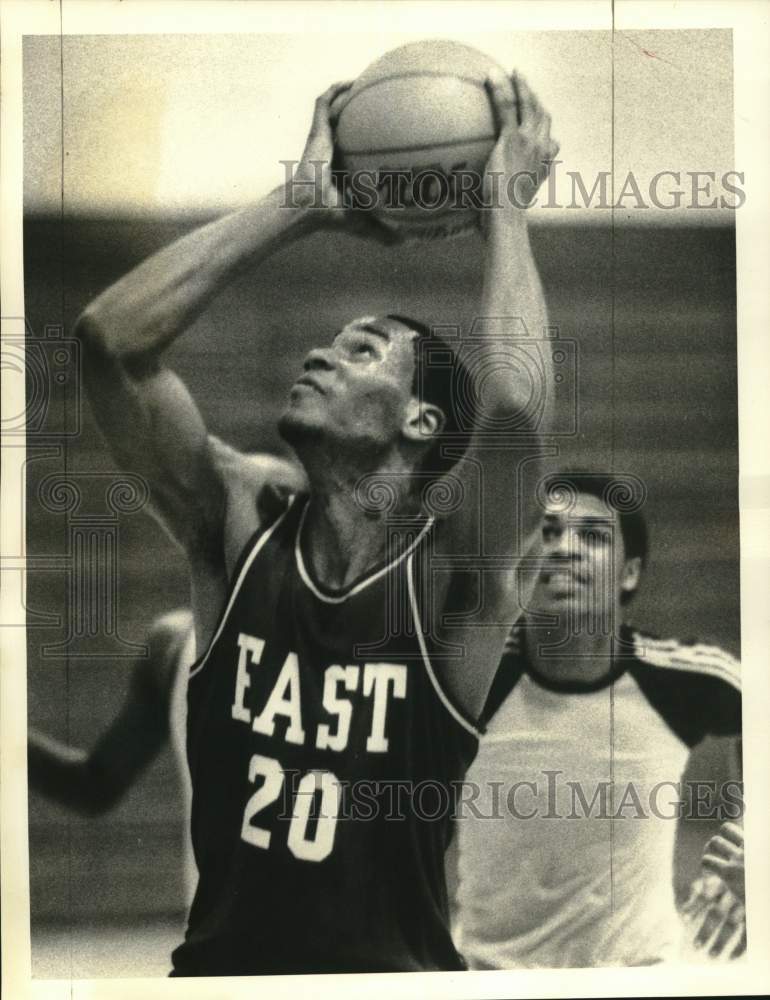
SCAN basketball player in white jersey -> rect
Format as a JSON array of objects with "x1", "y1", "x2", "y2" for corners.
[
  {"x1": 73, "y1": 71, "x2": 560, "y2": 974},
  {"x1": 454, "y1": 471, "x2": 742, "y2": 968}
]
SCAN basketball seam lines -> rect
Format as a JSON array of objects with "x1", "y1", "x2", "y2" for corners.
[
  {"x1": 338, "y1": 134, "x2": 496, "y2": 158},
  {"x1": 340, "y1": 71, "x2": 490, "y2": 114}
]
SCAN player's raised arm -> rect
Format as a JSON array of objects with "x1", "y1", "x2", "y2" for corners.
[
  {"x1": 434, "y1": 71, "x2": 559, "y2": 718},
  {"x1": 477, "y1": 70, "x2": 556, "y2": 436},
  {"x1": 73, "y1": 82, "x2": 368, "y2": 557}
]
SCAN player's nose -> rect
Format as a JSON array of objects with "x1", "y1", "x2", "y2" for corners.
[
  {"x1": 551, "y1": 529, "x2": 577, "y2": 558},
  {"x1": 304, "y1": 347, "x2": 335, "y2": 372}
]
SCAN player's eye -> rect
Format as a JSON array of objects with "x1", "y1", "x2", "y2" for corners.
[{"x1": 353, "y1": 340, "x2": 375, "y2": 357}]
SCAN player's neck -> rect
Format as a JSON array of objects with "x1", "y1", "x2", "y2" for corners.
[
  {"x1": 301, "y1": 479, "x2": 421, "y2": 591},
  {"x1": 525, "y1": 618, "x2": 622, "y2": 687}
]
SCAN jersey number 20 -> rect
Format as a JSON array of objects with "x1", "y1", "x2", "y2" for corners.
[{"x1": 240, "y1": 753, "x2": 342, "y2": 862}]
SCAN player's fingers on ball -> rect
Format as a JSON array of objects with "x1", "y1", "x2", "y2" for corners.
[
  {"x1": 722, "y1": 821, "x2": 744, "y2": 846},
  {"x1": 529, "y1": 84, "x2": 545, "y2": 116},
  {"x1": 513, "y1": 72, "x2": 538, "y2": 124},
  {"x1": 535, "y1": 120, "x2": 558, "y2": 159},
  {"x1": 313, "y1": 81, "x2": 352, "y2": 130},
  {"x1": 327, "y1": 81, "x2": 355, "y2": 123},
  {"x1": 320, "y1": 80, "x2": 353, "y2": 105},
  {"x1": 485, "y1": 66, "x2": 517, "y2": 134}
]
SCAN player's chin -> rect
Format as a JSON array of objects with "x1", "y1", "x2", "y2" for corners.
[
  {"x1": 532, "y1": 589, "x2": 578, "y2": 616},
  {"x1": 277, "y1": 401, "x2": 326, "y2": 447}
]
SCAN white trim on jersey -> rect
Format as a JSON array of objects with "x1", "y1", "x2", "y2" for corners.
[
  {"x1": 632, "y1": 632, "x2": 741, "y2": 691},
  {"x1": 189, "y1": 507, "x2": 291, "y2": 680},
  {"x1": 406, "y1": 551, "x2": 482, "y2": 739},
  {"x1": 295, "y1": 502, "x2": 435, "y2": 604}
]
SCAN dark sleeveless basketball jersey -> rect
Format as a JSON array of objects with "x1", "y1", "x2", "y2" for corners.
[{"x1": 171, "y1": 494, "x2": 480, "y2": 976}]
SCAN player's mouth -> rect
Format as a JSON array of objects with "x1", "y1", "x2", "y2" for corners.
[
  {"x1": 292, "y1": 375, "x2": 327, "y2": 395},
  {"x1": 540, "y1": 565, "x2": 588, "y2": 587}
]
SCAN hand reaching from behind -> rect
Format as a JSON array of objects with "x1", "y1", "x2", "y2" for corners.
[
  {"x1": 702, "y1": 820, "x2": 745, "y2": 902},
  {"x1": 680, "y1": 819, "x2": 746, "y2": 961}
]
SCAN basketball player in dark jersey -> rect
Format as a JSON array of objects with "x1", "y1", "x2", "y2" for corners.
[{"x1": 73, "y1": 70, "x2": 559, "y2": 974}]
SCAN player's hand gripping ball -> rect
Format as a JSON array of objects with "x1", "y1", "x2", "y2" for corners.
[
  {"x1": 333, "y1": 40, "x2": 509, "y2": 238},
  {"x1": 481, "y1": 68, "x2": 560, "y2": 222},
  {"x1": 294, "y1": 80, "x2": 404, "y2": 246}
]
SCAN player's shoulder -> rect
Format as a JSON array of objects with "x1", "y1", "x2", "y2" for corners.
[
  {"x1": 626, "y1": 626, "x2": 741, "y2": 745},
  {"x1": 210, "y1": 437, "x2": 305, "y2": 496},
  {"x1": 629, "y1": 627, "x2": 741, "y2": 692},
  {"x1": 478, "y1": 626, "x2": 527, "y2": 728}
]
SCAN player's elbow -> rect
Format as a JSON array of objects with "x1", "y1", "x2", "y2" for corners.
[
  {"x1": 78, "y1": 761, "x2": 126, "y2": 816},
  {"x1": 147, "y1": 609, "x2": 193, "y2": 663},
  {"x1": 483, "y1": 389, "x2": 553, "y2": 436},
  {"x1": 73, "y1": 307, "x2": 111, "y2": 359}
]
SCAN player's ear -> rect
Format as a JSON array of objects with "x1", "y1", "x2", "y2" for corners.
[
  {"x1": 620, "y1": 556, "x2": 642, "y2": 600},
  {"x1": 402, "y1": 398, "x2": 445, "y2": 444}
]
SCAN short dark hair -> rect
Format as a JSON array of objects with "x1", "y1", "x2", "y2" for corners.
[
  {"x1": 540, "y1": 470, "x2": 649, "y2": 604},
  {"x1": 386, "y1": 314, "x2": 474, "y2": 478}
]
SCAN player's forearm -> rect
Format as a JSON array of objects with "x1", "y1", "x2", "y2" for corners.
[
  {"x1": 478, "y1": 207, "x2": 553, "y2": 430},
  {"x1": 28, "y1": 729, "x2": 112, "y2": 816},
  {"x1": 28, "y1": 723, "x2": 160, "y2": 816},
  {"x1": 75, "y1": 186, "x2": 318, "y2": 359}
]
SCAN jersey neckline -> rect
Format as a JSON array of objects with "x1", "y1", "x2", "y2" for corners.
[
  {"x1": 518, "y1": 624, "x2": 637, "y2": 695},
  {"x1": 524, "y1": 656, "x2": 629, "y2": 695},
  {"x1": 294, "y1": 496, "x2": 435, "y2": 604}
]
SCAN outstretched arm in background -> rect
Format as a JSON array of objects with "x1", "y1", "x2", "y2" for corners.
[{"x1": 28, "y1": 611, "x2": 192, "y2": 816}]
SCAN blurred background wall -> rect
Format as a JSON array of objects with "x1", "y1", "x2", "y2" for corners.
[{"x1": 21, "y1": 26, "x2": 740, "y2": 977}]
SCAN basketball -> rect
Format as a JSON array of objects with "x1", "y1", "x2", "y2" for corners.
[{"x1": 334, "y1": 40, "x2": 506, "y2": 237}]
